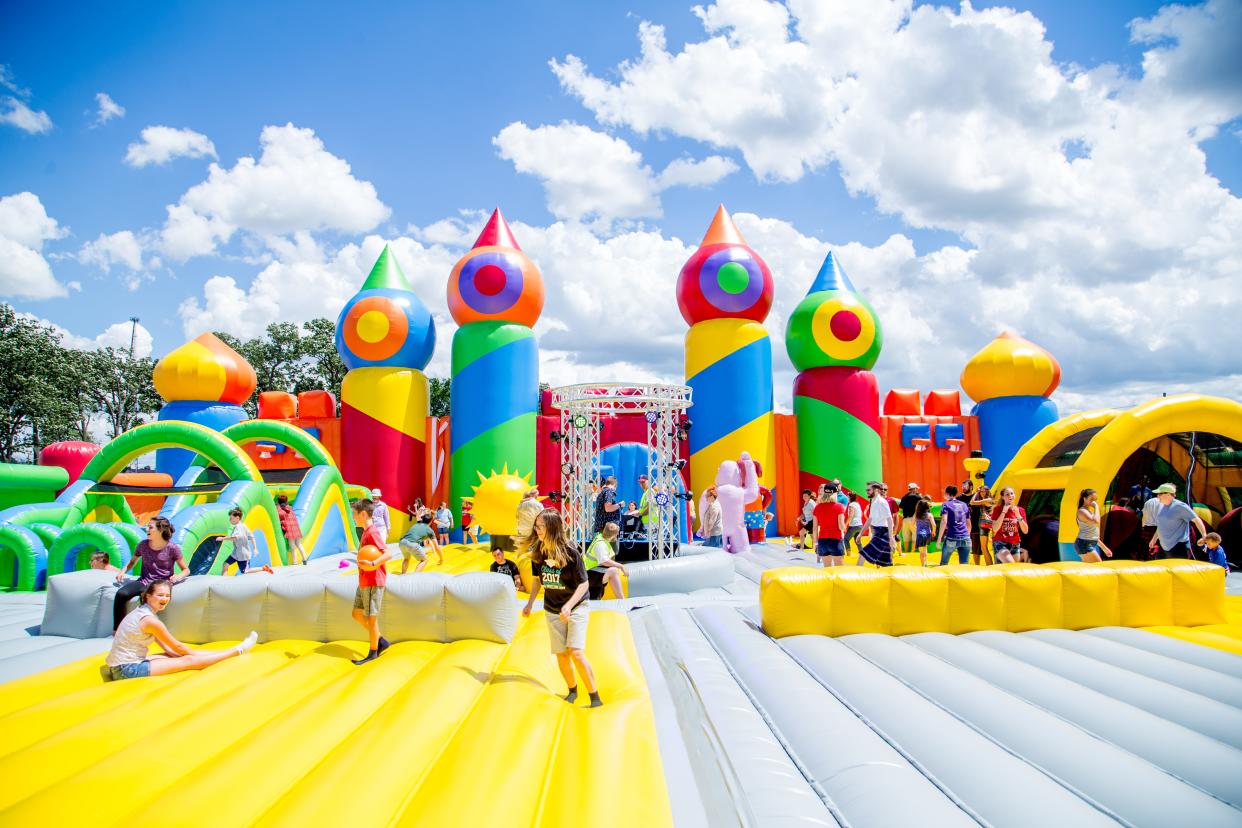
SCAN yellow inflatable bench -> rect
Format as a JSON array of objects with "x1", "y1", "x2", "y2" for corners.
[{"x1": 759, "y1": 560, "x2": 1226, "y2": 638}]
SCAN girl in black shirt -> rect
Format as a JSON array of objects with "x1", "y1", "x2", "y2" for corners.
[{"x1": 521, "y1": 508, "x2": 602, "y2": 707}]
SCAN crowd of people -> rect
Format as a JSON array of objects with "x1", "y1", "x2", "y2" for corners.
[{"x1": 102, "y1": 465, "x2": 1227, "y2": 715}]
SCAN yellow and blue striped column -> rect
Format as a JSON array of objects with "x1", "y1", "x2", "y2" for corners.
[
  {"x1": 447, "y1": 210, "x2": 544, "y2": 539},
  {"x1": 678, "y1": 206, "x2": 775, "y2": 516}
]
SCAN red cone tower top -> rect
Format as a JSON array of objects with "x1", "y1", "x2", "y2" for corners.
[
  {"x1": 472, "y1": 208, "x2": 522, "y2": 251},
  {"x1": 699, "y1": 204, "x2": 747, "y2": 247}
]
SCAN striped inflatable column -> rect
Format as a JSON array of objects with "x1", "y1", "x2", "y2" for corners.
[
  {"x1": 447, "y1": 210, "x2": 544, "y2": 540},
  {"x1": 678, "y1": 206, "x2": 776, "y2": 518},
  {"x1": 785, "y1": 251, "x2": 883, "y2": 495},
  {"x1": 336, "y1": 244, "x2": 437, "y2": 541}
]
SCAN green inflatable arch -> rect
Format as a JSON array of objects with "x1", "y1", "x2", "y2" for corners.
[
  {"x1": 211, "y1": 420, "x2": 338, "y2": 470},
  {"x1": 80, "y1": 421, "x2": 261, "y2": 483}
]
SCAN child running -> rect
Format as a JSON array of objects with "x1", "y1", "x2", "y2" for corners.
[
  {"x1": 521, "y1": 508, "x2": 601, "y2": 707},
  {"x1": 276, "y1": 494, "x2": 306, "y2": 565},
  {"x1": 351, "y1": 499, "x2": 394, "y2": 666},
  {"x1": 1200, "y1": 532, "x2": 1229, "y2": 571},
  {"x1": 914, "y1": 498, "x2": 936, "y2": 567},
  {"x1": 398, "y1": 512, "x2": 442, "y2": 574},
  {"x1": 1075, "y1": 489, "x2": 1114, "y2": 562},
  {"x1": 223, "y1": 508, "x2": 255, "y2": 574},
  {"x1": 107, "y1": 580, "x2": 256, "y2": 679}
]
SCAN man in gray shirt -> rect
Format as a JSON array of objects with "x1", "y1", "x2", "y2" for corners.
[{"x1": 1149, "y1": 483, "x2": 1207, "y2": 559}]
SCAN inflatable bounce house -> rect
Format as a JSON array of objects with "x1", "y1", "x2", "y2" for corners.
[{"x1": 1, "y1": 205, "x2": 1241, "y2": 827}]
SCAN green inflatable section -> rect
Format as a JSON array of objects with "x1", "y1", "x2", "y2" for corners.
[
  {"x1": 793, "y1": 395, "x2": 882, "y2": 494},
  {"x1": 0, "y1": 463, "x2": 68, "y2": 511},
  {"x1": 48, "y1": 523, "x2": 134, "y2": 577},
  {"x1": 81, "y1": 420, "x2": 260, "y2": 484},
  {"x1": 212, "y1": 419, "x2": 338, "y2": 470}
]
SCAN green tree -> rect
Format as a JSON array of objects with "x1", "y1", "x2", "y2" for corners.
[
  {"x1": 0, "y1": 304, "x2": 88, "y2": 460},
  {"x1": 299, "y1": 317, "x2": 346, "y2": 405},
  {"x1": 85, "y1": 348, "x2": 162, "y2": 439},
  {"x1": 429, "y1": 376, "x2": 451, "y2": 417},
  {"x1": 215, "y1": 324, "x2": 306, "y2": 416}
]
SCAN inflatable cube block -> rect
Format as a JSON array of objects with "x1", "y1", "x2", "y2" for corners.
[
  {"x1": 206, "y1": 574, "x2": 270, "y2": 641},
  {"x1": 888, "y1": 568, "x2": 949, "y2": 636},
  {"x1": 1048, "y1": 562, "x2": 1120, "y2": 629},
  {"x1": 157, "y1": 575, "x2": 213, "y2": 643},
  {"x1": 760, "y1": 567, "x2": 834, "y2": 638},
  {"x1": 1102, "y1": 560, "x2": 1174, "y2": 627},
  {"x1": 1003, "y1": 565, "x2": 1063, "y2": 632},
  {"x1": 296, "y1": 390, "x2": 336, "y2": 419},
  {"x1": 946, "y1": 567, "x2": 1006, "y2": 634},
  {"x1": 883, "y1": 388, "x2": 921, "y2": 416},
  {"x1": 1165, "y1": 560, "x2": 1226, "y2": 626},
  {"x1": 829, "y1": 569, "x2": 891, "y2": 636},
  {"x1": 923, "y1": 389, "x2": 962, "y2": 417},
  {"x1": 265, "y1": 578, "x2": 329, "y2": 641},
  {"x1": 257, "y1": 391, "x2": 297, "y2": 420}
]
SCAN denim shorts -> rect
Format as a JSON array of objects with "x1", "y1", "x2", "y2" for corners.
[
  {"x1": 1074, "y1": 539, "x2": 1099, "y2": 557},
  {"x1": 399, "y1": 539, "x2": 427, "y2": 561},
  {"x1": 816, "y1": 537, "x2": 845, "y2": 557},
  {"x1": 703, "y1": 535, "x2": 722, "y2": 548},
  {"x1": 994, "y1": 540, "x2": 1020, "y2": 555},
  {"x1": 110, "y1": 660, "x2": 151, "y2": 680}
]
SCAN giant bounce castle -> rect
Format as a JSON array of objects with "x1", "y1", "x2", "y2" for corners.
[{"x1": 1, "y1": 207, "x2": 1242, "y2": 826}]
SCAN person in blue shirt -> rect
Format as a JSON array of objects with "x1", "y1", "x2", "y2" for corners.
[
  {"x1": 1149, "y1": 483, "x2": 1208, "y2": 559},
  {"x1": 1199, "y1": 532, "x2": 1229, "y2": 571}
]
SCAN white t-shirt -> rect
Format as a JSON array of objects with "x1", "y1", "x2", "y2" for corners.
[
  {"x1": 847, "y1": 501, "x2": 863, "y2": 527},
  {"x1": 801, "y1": 500, "x2": 815, "y2": 521},
  {"x1": 371, "y1": 500, "x2": 391, "y2": 539},
  {"x1": 227, "y1": 522, "x2": 254, "y2": 561},
  {"x1": 868, "y1": 496, "x2": 892, "y2": 529}
]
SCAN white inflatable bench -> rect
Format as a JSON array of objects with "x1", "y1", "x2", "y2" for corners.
[{"x1": 41, "y1": 570, "x2": 518, "y2": 645}]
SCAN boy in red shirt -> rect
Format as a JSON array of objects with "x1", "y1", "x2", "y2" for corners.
[
  {"x1": 352, "y1": 499, "x2": 395, "y2": 665},
  {"x1": 812, "y1": 484, "x2": 848, "y2": 567}
]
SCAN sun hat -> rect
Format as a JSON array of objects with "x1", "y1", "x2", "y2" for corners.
[{"x1": 370, "y1": 487, "x2": 382, "y2": 498}]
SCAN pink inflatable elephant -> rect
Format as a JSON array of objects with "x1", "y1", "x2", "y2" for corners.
[{"x1": 701, "y1": 451, "x2": 759, "y2": 554}]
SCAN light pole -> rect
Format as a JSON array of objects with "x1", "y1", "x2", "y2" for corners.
[{"x1": 128, "y1": 316, "x2": 139, "y2": 358}]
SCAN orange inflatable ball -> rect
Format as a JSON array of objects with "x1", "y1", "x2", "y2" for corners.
[{"x1": 357, "y1": 544, "x2": 382, "y2": 572}]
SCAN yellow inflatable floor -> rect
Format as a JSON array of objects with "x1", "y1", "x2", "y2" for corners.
[{"x1": 0, "y1": 610, "x2": 672, "y2": 827}]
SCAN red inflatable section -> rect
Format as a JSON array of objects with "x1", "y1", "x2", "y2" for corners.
[
  {"x1": 923, "y1": 389, "x2": 962, "y2": 417},
  {"x1": 297, "y1": 390, "x2": 336, "y2": 419},
  {"x1": 258, "y1": 391, "x2": 297, "y2": 420},
  {"x1": 883, "y1": 389, "x2": 921, "y2": 416},
  {"x1": 38, "y1": 441, "x2": 101, "y2": 489}
]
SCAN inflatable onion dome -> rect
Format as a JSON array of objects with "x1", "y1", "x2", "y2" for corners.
[
  {"x1": 676, "y1": 205, "x2": 774, "y2": 326},
  {"x1": 960, "y1": 331, "x2": 1061, "y2": 402},
  {"x1": 785, "y1": 251, "x2": 882, "y2": 371},
  {"x1": 335, "y1": 244, "x2": 436, "y2": 371},
  {"x1": 447, "y1": 209, "x2": 544, "y2": 328},
  {"x1": 153, "y1": 332, "x2": 257, "y2": 404}
]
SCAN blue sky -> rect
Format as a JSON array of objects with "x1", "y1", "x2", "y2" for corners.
[{"x1": 2, "y1": 0, "x2": 1240, "y2": 411}]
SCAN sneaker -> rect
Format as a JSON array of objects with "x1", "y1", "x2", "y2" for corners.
[
  {"x1": 351, "y1": 651, "x2": 378, "y2": 666},
  {"x1": 236, "y1": 631, "x2": 258, "y2": 654},
  {"x1": 376, "y1": 637, "x2": 391, "y2": 656}
]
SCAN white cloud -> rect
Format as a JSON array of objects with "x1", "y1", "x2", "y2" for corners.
[
  {"x1": 91, "y1": 92, "x2": 125, "y2": 127},
  {"x1": 493, "y1": 121, "x2": 737, "y2": 227},
  {"x1": 77, "y1": 230, "x2": 143, "y2": 272},
  {"x1": 18, "y1": 312, "x2": 153, "y2": 359},
  {"x1": 124, "y1": 125, "x2": 216, "y2": 167},
  {"x1": 0, "y1": 192, "x2": 69, "y2": 299},
  {"x1": 0, "y1": 65, "x2": 52, "y2": 134},
  {"x1": 159, "y1": 123, "x2": 390, "y2": 260}
]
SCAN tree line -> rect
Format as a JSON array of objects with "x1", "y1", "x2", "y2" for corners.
[{"x1": 0, "y1": 304, "x2": 451, "y2": 462}]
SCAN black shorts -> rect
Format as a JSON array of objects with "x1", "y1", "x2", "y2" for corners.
[
  {"x1": 224, "y1": 556, "x2": 248, "y2": 573},
  {"x1": 800, "y1": 519, "x2": 814, "y2": 532},
  {"x1": 816, "y1": 537, "x2": 845, "y2": 557}
]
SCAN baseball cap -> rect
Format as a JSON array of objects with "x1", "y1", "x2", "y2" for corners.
[
  {"x1": 1154, "y1": 483, "x2": 1177, "y2": 495},
  {"x1": 908, "y1": 482, "x2": 918, "y2": 489}
]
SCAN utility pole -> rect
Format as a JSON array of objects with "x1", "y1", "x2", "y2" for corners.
[{"x1": 128, "y1": 316, "x2": 140, "y2": 358}]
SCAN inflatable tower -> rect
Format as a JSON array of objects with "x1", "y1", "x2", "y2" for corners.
[
  {"x1": 961, "y1": 331, "x2": 1060, "y2": 485},
  {"x1": 152, "y1": 333, "x2": 256, "y2": 480},
  {"x1": 785, "y1": 252, "x2": 883, "y2": 495},
  {"x1": 678, "y1": 206, "x2": 775, "y2": 518},
  {"x1": 335, "y1": 245, "x2": 436, "y2": 539},
  {"x1": 446, "y1": 210, "x2": 543, "y2": 538}
]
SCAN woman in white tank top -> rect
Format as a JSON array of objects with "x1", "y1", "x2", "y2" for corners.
[{"x1": 106, "y1": 581, "x2": 257, "y2": 680}]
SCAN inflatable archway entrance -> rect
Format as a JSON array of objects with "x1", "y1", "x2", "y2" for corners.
[
  {"x1": 80, "y1": 421, "x2": 261, "y2": 483},
  {"x1": 995, "y1": 394, "x2": 1242, "y2": 556}
]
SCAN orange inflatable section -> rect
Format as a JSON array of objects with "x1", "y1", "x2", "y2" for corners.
[
  {"x1": 880, "y1": 415, "x2": 980, "y2": 495},
  {"x1": 774, "y1": 413, "x2": 800, "y2": 536}
]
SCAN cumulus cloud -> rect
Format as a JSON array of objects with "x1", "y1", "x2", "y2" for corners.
[
  {"x1": 91, "y1": 92, "x2": 125, "y2": 127},
  {"x1": 77, "y1": 230, "x2": 143, "y2": 273},
  {"x1": 0, "y1": 192, "x2": 69, "y2": 299},
  {"x1": 125, "y1": 125, "x2": 216, "y2": 167},
  {"x1": 21, "y1": 312, "x2": 154, "y2": 359},
  {"x1": 159, "y1": 123, "x2": 390, "y2": 260},
  {"x1": 0, "y1": 64, "x2": 52, "y2": 134},
  {"x1": 493, "y1": 121, "x2": 737, "y2": 227}
]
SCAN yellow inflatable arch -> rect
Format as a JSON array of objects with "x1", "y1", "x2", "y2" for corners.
[{"x1": 994, "y1": 394, "x2": 1242, "y2": 554}]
